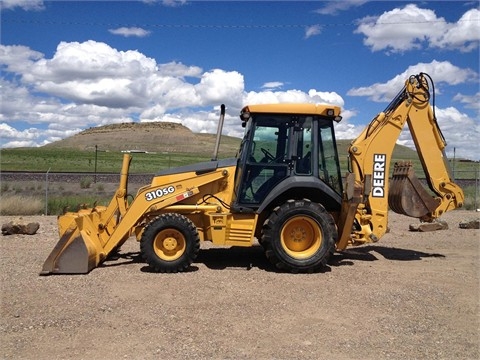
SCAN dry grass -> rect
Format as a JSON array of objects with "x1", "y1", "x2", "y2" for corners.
[{"x1": 0, "y1": 195, "x2": 44, "y2": 215}]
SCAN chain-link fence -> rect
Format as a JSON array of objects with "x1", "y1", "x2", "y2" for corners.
[
  {"x1": 1, "y1": 168, "x2": 479, "y2": 215},
  {"x1": 451, "y1": 168, "x2": 480, "y2": 211}
]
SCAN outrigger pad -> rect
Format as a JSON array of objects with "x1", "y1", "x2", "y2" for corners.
[{"x1": 388, "y1": 161, "x2": 439, "y2": 219}]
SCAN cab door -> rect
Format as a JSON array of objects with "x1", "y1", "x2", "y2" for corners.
[{"x1": 237, "y1": 116, "x2": 290, "y2": 205}]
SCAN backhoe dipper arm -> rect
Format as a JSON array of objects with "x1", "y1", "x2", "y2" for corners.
[
  {"x1": 404, "y1": 75, "x2": 464, "y2": 217},
  {"x1": 337, "y1": 73, "x2": 464, "y2": 249}
]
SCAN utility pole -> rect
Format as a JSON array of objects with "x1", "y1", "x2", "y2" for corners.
[
  {"x1": 45, "y1": 167, "x2": 51, "y2": 215},
  {"x1": 452, "y1": 147, "x2": 456, "y2": 180},
  {"x1": 94, "y1": 144, "x2": 98, "y2": 183}
]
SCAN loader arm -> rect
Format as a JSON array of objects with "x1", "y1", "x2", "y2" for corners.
[
  {"x1": 100, "y1": 167, "x2": 230, "y2": 255},
  {"x1": 337, "y1": 73, "x2": 464, "y2": 250}
]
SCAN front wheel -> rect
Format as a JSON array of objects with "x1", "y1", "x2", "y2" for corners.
[
  {"x1": 262, "y1": 199, "x2": 337, "y2": 272},
  {"x1": 140, "y1": 213, "x2": 200, "y2": 273}
]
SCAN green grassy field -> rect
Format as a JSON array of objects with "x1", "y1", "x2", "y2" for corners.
[
  {"x1": 1, "y1": 141, "x2": 477, "y2": 180},
  {"x1": 0, "y1": 147, "x2": 219, "y2": 173},
  {"x1": 1, "y1": 143, "x2": 478, "y2": 215}
]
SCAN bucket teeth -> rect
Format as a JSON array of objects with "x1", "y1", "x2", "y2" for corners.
[{"x1": 388, "y1": 161, "x2": 439, "y2": 219}]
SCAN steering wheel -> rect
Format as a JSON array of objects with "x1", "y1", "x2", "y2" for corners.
[{"x1": 260, "y1": 148, "x2": 275, "y2": 162}]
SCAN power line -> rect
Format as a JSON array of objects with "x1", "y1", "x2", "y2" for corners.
[{"x1": 3, "y1": 18, "x2": 479, "y2": 28}]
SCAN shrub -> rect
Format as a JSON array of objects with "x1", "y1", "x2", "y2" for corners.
[
  {"x1": 462, "y1": 185, "x2": 479, "y2": 211},
  {"x1": 1, "y1": 182, "x2": 10, "y2": 193},
  {"x1": 0, "y1": 195, "x2": 44, "y2": 215},
  {"x1": 47, "y1": 195, "x2": 110, "y2": 215},
  {"x1": 80, "y1": 177, "x2": 92, "y2": 189}
]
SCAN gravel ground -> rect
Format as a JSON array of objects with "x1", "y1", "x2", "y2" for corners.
[{"x1": 1, "y1": 210, "x2": 479, "y2": 360}]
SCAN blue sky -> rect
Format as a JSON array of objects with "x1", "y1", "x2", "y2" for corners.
[{"x1": 1, "y1": 0, "x2": 479, "y2": 160}]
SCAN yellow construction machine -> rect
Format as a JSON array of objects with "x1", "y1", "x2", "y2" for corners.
[{"x1": 41, "y1": 73, "x2": 464, "y2": 275}]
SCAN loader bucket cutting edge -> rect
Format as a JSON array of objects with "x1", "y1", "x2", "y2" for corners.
[
  {"x1": 388, "y1": 161, "x2": 439, "y2": 219},
  {"x1": 40, "y1": 211, "x2": 107, "y2": 275}
]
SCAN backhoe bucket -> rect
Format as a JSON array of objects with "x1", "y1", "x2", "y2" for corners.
[
  {"x1": 40, "y1": 207, "x2": 112, "y2": 275},
  {"x1": 388, "y1": 161, "x2": 439, "y2": 219}
]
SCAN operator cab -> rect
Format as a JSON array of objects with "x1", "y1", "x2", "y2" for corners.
[{"x1": 233, "y1": 103, "x2": 343, "y2": 209}]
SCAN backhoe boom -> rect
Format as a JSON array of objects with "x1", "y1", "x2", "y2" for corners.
[{"x1": 338, "y1": 73, "x2": 464, "y2": 249}]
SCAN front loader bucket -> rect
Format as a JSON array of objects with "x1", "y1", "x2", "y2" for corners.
[
  {"x1": 388, "y1": 161, "x2": 439, "y2": 219},
  {"x1": 40, "y1": 208, "x2": 111, "y2": 275},
  {"x1": 41, "y1": 154, "x2": 133, "y2": 275}
]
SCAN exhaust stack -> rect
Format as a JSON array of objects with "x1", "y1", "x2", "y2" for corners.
[{"x1": 212, "y1": 104, "x2": 226, "y2": 161}]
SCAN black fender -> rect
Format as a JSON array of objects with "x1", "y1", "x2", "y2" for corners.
[{"x1": 257, "y1": 176, "x2": 342, "y2": 214}]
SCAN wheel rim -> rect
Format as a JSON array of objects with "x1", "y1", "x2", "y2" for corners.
[
  {"x1": 153, "y1": 229, "x2": 186, "y2": 261},
  {"x1": 280, "y1": 216, "x2": 322, "y2": 259}
]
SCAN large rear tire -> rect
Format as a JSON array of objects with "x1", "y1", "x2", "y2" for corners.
[
  {"x1": 140, "y1": 213, "x2": 200, "y2": 273},
  {"x1": 262, "y1": 199, "x2": 337, "y2": 272}
]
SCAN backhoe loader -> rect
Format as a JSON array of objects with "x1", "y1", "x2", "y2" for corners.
[{"x1": 41, "y1": 73, "x2": 464, "y2": 275}]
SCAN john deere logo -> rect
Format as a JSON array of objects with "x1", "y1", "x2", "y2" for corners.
[{"x1": 372, "y1": 154, "x2": 386, "y2": 197}]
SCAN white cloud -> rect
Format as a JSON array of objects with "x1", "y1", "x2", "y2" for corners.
[
  {"x1": 195, "y1": 69, "x2": 245, "y2": 107},
  {"x1": 1, "y1": 123, "x2": 37, "y2": 140},
  {"x1": 0, "y1": 120, "x2": 84, "y2": 148},
  {"x1": 140, "y1": 108, "x2": 244, "y2": 138},
  {"x1": 453, "y1": 92, "x2": 480, "y2": 114},
  {"x1": 314, "y1": 0, "x2": 368, "y2": 16},
  {"x1": 347, "y1": 62, "x2": 480, "y2": 160},
  {"x1": 1, "y1": 41, "x2": 347, "y2": 148},
  {"x1": 0, "y1": 123, "x2": 45, "y2": 148},
  {"x1": 161, "y1": 0, "x2": 187, "y2": 7},
  {"x1": 28, "y1": 40, "x2": 158, "y2": 81},
  {"x1": 15, "y1": 41, "x2": 159, "y2": 108},
  {"x1": 0, "y1": 76, "x2": 135, "y2": 134},
  {"x1": 435, "y1": 107, "x2": 480, "y2": 155},
  {"x1": 355, "y1": 4, "x2": 480, "y2": 53},
  {"x1": 108, "y1": 27, "x2": 151, "y2": 38},
  {"x1": 305, "y1": 25, "x2": 322, "y2": 39},
  {"x1": 397, "y1": 106, "x2": 480, "y2": 160},
  {"x1": 4, "y1": 40, "x2": 475, "y2": 160},
  {"x1": 307, "y1": 89, "x2": 344, "y2": 107},
  {"x1": 430, "y1": 9, "x2": 480, "y2": 52},
  {"x1": 157, "y1": 61, "x2": 203, "y2": 78},
  {"x1": 141, "y1": 0, "x2": 187, "y2": 6},
  {"x1": 140, "y1": 104, "x2": 169, "y2": 121},
  {"x1": 0, "y1": 0, "x2": 44, "y2": 11},
  {"x1": 333, "y1": 108, "x2": 363, "y2": 141},
  {"x1": 0, "y1": 45, "x2": 44, "y2": 74},
  {"x1": 6, "y1": 41, "x2": 244, "y2": 111},
  {"x1": 261, "y1": 82, "x2": 284, "y2": 90},
  {"x1": 347, "y1": 60, "x2": 478, "y2": 102},
  {"x1": 244, "y1": 89, "x2": 344, "y2": 108}
]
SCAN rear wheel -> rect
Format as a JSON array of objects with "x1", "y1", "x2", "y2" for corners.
[
  {"x1": 140, "y1": 213, "x2": 200, "y2": 273},
  {"x1": 262, "y1": 199, "x2": 337, "y2": 272}
]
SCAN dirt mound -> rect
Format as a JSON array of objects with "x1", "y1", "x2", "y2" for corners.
[
  {"x1": 42, "y1": 120, "x2": 418, "y2": 160},
  {"x1": 44, "y1": 121, "x2": 240, "y2": 155}
]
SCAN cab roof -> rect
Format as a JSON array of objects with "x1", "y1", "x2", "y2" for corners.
[{"x1": 241, "y1": 103, "x2": 342, "y2": 117}]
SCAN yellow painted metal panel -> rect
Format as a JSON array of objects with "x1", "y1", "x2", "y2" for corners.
[{"x1": 242, "y1": 103, "x2": 341, "y2": 117}]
